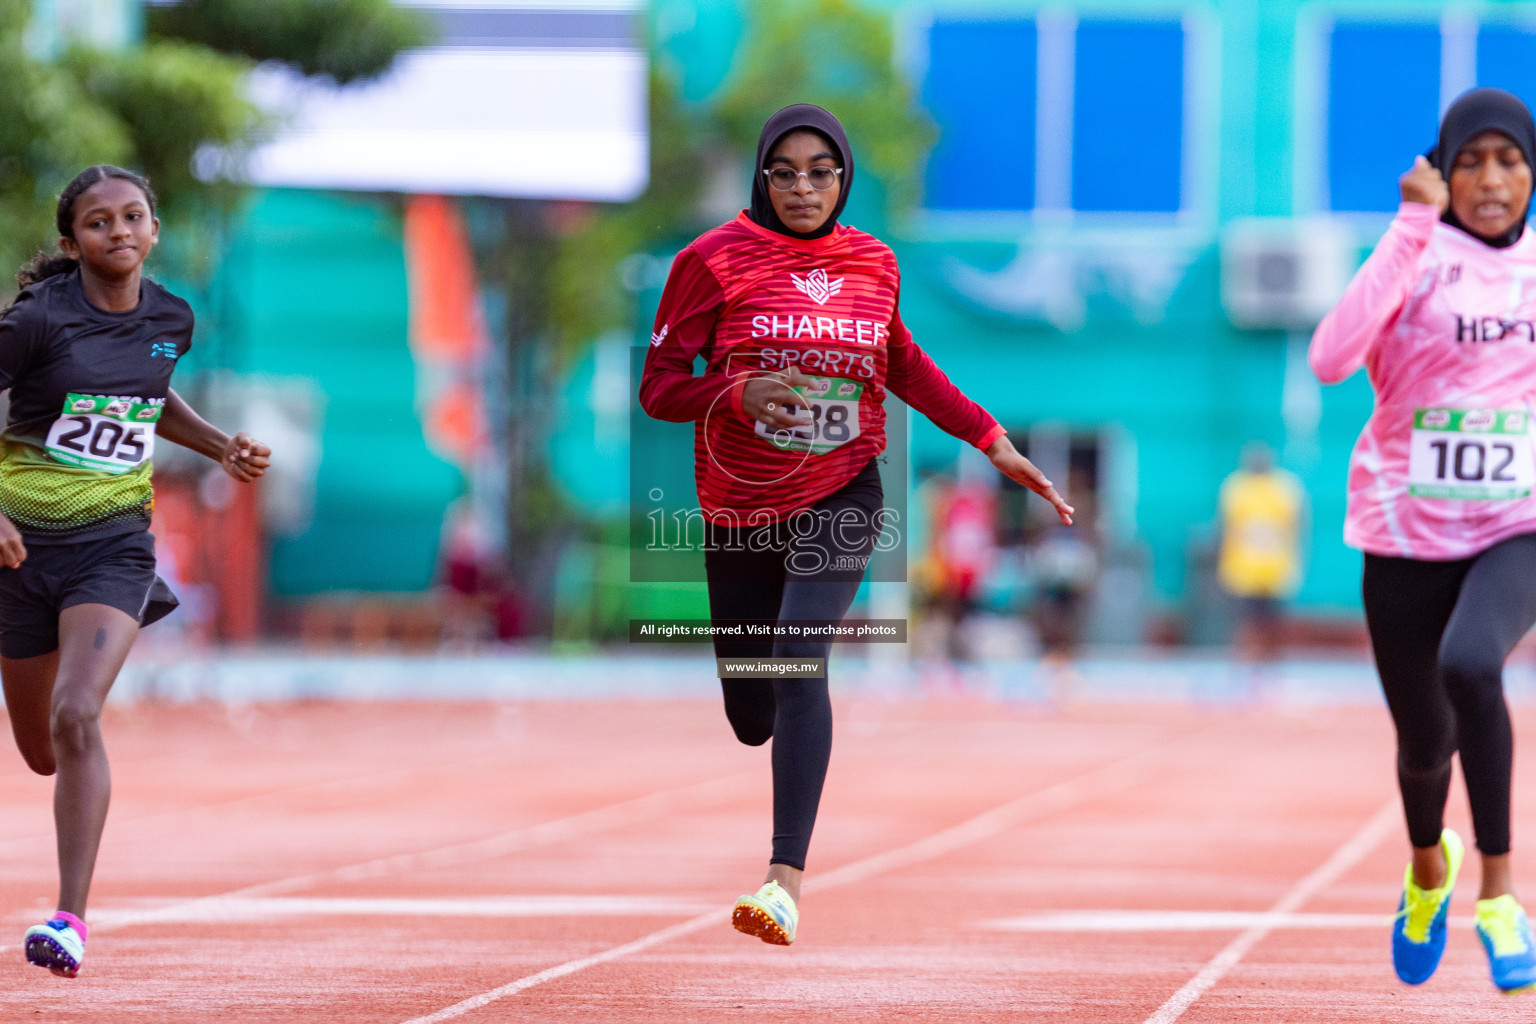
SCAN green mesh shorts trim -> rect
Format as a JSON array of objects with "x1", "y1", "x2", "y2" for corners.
[{"x1": 0, "y1": 442, "x2": 153, "y2": 539}]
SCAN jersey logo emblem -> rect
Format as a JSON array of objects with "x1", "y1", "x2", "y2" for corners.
[
  {"x1": 650, "y1": 323, "x2": 669, "y2": 347},
  {"x1": 150, "y1": 342, "x2": 178, "y2": 358},
  {"x1": 70, "y1": 397, "x2": 95, "y2": 413},
  {"x1": 791, "y1": 268, "x2": 844, "y2": 306}
]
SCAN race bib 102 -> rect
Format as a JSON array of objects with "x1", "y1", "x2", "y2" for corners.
[
  {"x1": 1407, "y1": 407, "x2": 1535, "y2": 500},
  {"x1": 44, "y1": 394, "x2": 161, "y2": 475},
  {"x1": 754, "y1": 376, "x2": 863, "y2": 454}
]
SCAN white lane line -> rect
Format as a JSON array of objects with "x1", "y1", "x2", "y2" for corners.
[
  {"x1": 1141, "y1": 797, "x2": 1400, "y2": 1024},
  {"x1": 231, "y1": 770, "x2": 760, "y2": 899},
  {"x1": 399, "y1": 730, "x2": 1201, "y2": 1024},
  {"x1": 51, "y1": 771, "x2": 757, "y2": 938},
  {"x1": 87, "y1": 895, "x2": 720, "y2": 925},
  {"x1": 404, "y1": 912, "x2": 729, "y2": 1024},
  {"x1": 0, "y1": 763, "x2": 434, "y2": 855},
  {"x1": 983, "y1": 910, "x2": 1470, "y2": 932}
]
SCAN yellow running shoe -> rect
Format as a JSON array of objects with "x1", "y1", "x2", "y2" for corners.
[
  {"x1": 1475, "y1": 894, "x2": 1536, "y2": 994},
  {"x1": 1392, "y1": 827, "x2": 1464, "y2": 984},
  {"x1": 733, "y1": 880, "x2": 798, "y2": 946}
]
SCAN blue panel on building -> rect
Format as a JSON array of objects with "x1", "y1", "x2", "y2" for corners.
[
  {"x1": 1328, "y1": 23, "x2": 1440, "y2": 212},
  {"x1": 924, "y1": 19, "x2": 1037, "y2": 210},
  {"x1": 1072, "y1": 20, "x2": 1184, "y2": 213},
  {"x1": 1477, "y1": 26, "x2": 1536, "y2": 113}
]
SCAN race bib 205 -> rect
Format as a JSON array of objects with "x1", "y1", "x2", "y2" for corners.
[{"x1": 45, "y1": 394, "x2": 162, "y2": 475}]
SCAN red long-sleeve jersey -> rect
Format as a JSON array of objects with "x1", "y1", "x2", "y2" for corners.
[{"x1": 639, "y1": 212, "x2": 1006, "y2": 522}]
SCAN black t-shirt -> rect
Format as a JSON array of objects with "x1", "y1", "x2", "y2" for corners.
[{"x1": 0, "y1": 269, "x2": 193, "y2": 542}]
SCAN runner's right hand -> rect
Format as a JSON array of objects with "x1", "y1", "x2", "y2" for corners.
[
  {"x1": 742, "y1": 366, "x2": 816, "y2": 430},
  {"x1": 1400, "y1": 155, "x2": 1449, "y2": 213},
  {"x1": 0, "y1": 514, "x2": 26, "y2": 568}
]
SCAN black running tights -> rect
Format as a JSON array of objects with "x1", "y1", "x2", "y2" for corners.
[
  {"x1": 1362, "y1": 532, "x2": 1536, "y2": 856},
  {"x1": 704, "y1": 459, "x2": 883, "y2": 871}
]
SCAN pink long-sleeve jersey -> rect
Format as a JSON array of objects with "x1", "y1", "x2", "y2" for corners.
[{"x1": 1311, "y1": 201, "x2": 1536, "y2": 560}]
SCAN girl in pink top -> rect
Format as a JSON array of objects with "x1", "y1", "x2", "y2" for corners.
[{"x1": 1311, "y1": 87, "x2": 1536, "y2": 992}]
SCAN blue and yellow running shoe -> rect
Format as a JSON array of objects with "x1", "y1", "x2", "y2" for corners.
[
  {"x1": 1392, "y1": 827, "x2": 1464, "y2": 984},
  {"x1": 732, "y1": 880, "x2": 798, "y2": 946},
  {"x1": 1475, "y1": 894, "x2": 1536, "y2": 994}
]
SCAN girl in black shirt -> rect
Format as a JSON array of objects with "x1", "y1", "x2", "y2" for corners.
[{"x1": 0, "y1": 165, "x2": 271, "y2": 978}]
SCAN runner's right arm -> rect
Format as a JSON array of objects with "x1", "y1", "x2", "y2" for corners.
[
  {"x1": 0, "y1": 290, "x2": 46, "y2": 389},
  {"x1": 0, "y1": 295, "x2": 46, "y2": 567},
  {"x1": 1310, "y1": 160, "x2": 1445, "y2": 384},
  {"x1": 638, "y1": 248, "x2": 737, "y2": 423}
]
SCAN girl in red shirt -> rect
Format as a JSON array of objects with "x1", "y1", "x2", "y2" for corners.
[{"x1": 640, "y1": 105, "x2": 1072, "y2": 946}]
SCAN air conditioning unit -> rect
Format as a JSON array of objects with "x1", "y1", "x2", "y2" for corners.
[{"x1": 1220, "y1": 217, "x2": 1358, "y2": 331}]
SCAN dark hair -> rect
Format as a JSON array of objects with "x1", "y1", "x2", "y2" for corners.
[{"x1": 16, "y1": 165, "x2": 158, "y2": 289}]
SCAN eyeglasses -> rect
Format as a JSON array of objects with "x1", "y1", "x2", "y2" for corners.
[{"x1": 762, "y1": 166, "x2": 843, "y2": 191}]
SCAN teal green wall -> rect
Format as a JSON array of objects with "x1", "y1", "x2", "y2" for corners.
[
  {"x1": 194, "y1": 190, "x2": 463, "y2": 595},
  {"x1": 625, "y1": 0, "x2": 1441, "y2": 614},
  {"x1": 186, "y1": 2, "x2": 1483, "y2": 610}
]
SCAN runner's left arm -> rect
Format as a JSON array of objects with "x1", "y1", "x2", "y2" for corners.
[
  {"x1": 886, "y1": 307, "x2": 1072, "y2": 525},
  {"x1": 158, "y1": 390, "x2": 271, "y2": 482},
  {"x1": 884, "y1": 307, "x2": 1005, "y2": 450}
]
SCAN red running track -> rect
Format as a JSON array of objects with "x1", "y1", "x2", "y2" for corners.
[{"x1": 0, "y1": 697, "x2": 1533, "y2": 1022}]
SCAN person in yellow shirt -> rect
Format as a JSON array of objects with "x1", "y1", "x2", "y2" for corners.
[{"x1": 1218, "y1": 443, "x2": 1307, "y2": 660}]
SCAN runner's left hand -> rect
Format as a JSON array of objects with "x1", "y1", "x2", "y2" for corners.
[
  {"x1": 221, "y1": 432, "x2": 271, "y2": 482},
  {"x1": 984, "y1": 435, "x2": 1074, "y2": 526}
]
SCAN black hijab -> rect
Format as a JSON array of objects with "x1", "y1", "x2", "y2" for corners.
[
  {"x1": 748, "y1": 104, "x2": 854, "y2": 240},
  {"x1": 1429, "y1": 87, "x2": 1536, "y2": 248}
]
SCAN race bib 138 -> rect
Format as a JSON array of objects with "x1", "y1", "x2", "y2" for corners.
[{"x1": 754, "y1": 376, "x2": 863, "y2": 454}]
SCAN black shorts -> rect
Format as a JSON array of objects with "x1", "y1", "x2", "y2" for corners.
[
  {"x1": 1238, "y1": 595, "x2": 1282, "y2": 625},
  {"x1": 0, "y1": 531, "x2": 179, "y2": 659}
]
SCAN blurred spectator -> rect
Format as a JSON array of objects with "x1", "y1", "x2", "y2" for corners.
[
  {"x1": 927, "y1": 475, "x2": 997, "y2": 661},
  {"x1": 1031, "y1": 523, "x2": 1098, "y2": 657},
  {"x1": 1218, "y1": 442, "x2": 1307, "y2": 660},
  {"x1": 438, "y1": 497, "x2": 523, "y2": 646},
  {"x1": 935, "y1": 478, "x2": 997, "y2": 607}
]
